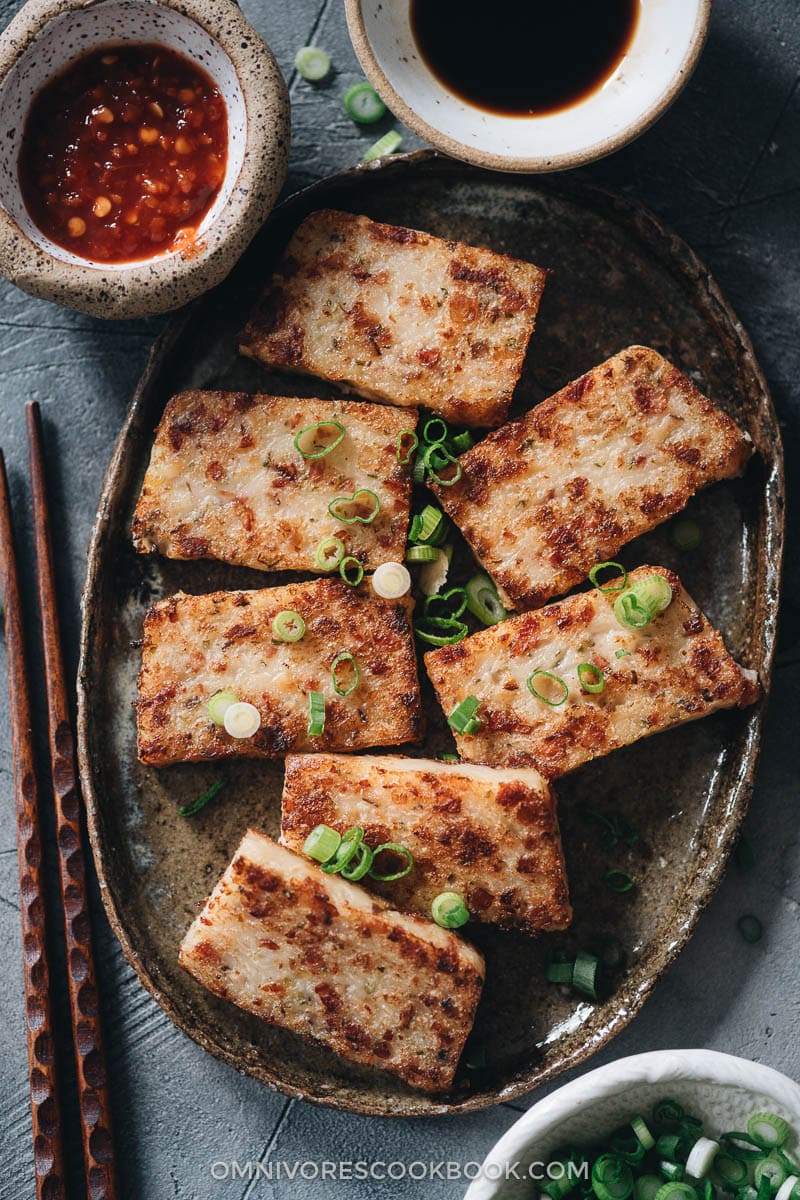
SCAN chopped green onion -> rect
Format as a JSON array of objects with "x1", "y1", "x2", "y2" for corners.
[
  {"x1": 606, "y1": 869, "x2": 635, "y2": 894},
  {"x1": 616, "y1": 649, "x2": 632, "y2": 658},
  {"x1": 748, "y1": 1115, "x2": 790, "y2": 1151},
  {"x1": 362, "y1": 129, "x2": 403, "y2": 162},
  {"x1": 572, "y1": 951, "x2": 600, "y2": 1000},
  {"x1": 465, "y1": 573, "x2": 506, "y2": 626},
  {"x1": 207, "y1": 688, "x2": 238, "y2": 727},
  {"x1": 424, "y1": 587, "x2": 467, "y2": 621},
  {"x1": 715, "y1": 1157, "x2": 749, "y2": 1187},
  {"x1": 415, "y1": 504, "x2": 447, "y2": 544},
  {"x1": 737, "y1": 914, "x2": 763, "y2": 943},
  {"x1": 331, "y1": 651, "x2": 360, "y2": 696},
  {"x1": 776, "y1": 1177, "x2": 800, "y2": 1200},
  {"x1": 423, "y1": 442, "x2": 462, "y2": 486},
  {"x1": 612, "y1": 1134, "x2": 648, "y2": 1166},
  {"x1": 178, "y1": 777, "x2": 227, "y2": 817},
  {"x1": 423, "y1": 416, "x2": 449, "y2": 445},
  {"x1": 369, "y1": 842, "x2": 414, "y2": 881},
  {"x1": 303, "y1": 824, "x2": 341, "y2": 863},
  {"x1": 670, "y1": 518, "x2": 702, "y2": 551},
  {"x1": 293, "y1": 419, "x2": 345, "y2": 459},
  {"x1": 755, "y1": 1159, "x2": 788, "y2": 1194},
  {"x1": 315, "y1": 535, "x2": 345, "y2": 571},
  {"x1": 406, "y1": 544, "x2": 440, "y2": 562},
  {"x1": 372, "y1": 561, "x2": 411, "y2": 599},
  {"x1": 328, "y1": 488, "x2": 381, "y2": 525},
  {"x1": 342, "y1": 81, "x2": 386, "y2": 123},
  {"x1": 307, "y1": 691, "x2": 326, "y2": 736},
  {"x1": 431, "y1": 891, "x2": 469, "y2": 928},
  {"x1": 440, "y1": 753, "x2": 459, "y2": 763},
  {"x1": 656, "y1": 1135, "x2": 686, "y2": 1163},
  {"x1": 614, "y1": 575, "x2": 673, "y2": 629},
  {"x1": 578, "y1": 662, "x2": 605, "y2": 694},
  {"x1": 635, "y1": 1177, "x2": 663, "y2": 1200},
  {"x1": 271, "y1": 610, "x2": 306, "y2": 642},
  {"x1": 660, "y1": 1164, "x2": 685, "y2": 1183},
  {"x1": 653, "y1": 1100, "x2": 685, "y2": 1127},
  {"x1": 653, "y1": 1185, "x2": 695, "y2": 1200},
  {"x1": 685, "y1": 1137, "x2": 720, "y2": 1179},
  {"x1": 411, "y1": 452, "x2": 426, "y2": 485},
  {"x1": 632, "y1": 1120, "x2": 656, "y2": 1152},
  {"x1": 450, "y1": 430, "x2": 474, "y2": 454},
  {"x1": 294, "y1": 45, "x2": 331, "y2": 81},
  {"x1": 448, "y1": 695, "x2": 482, "y2": 735},
  {"x1": 414, "y1": 615, "x2": 468, "y2": 646},
  {"x1": 527, "y1": 669, "x2": 569, "y2": 707},
  {"x1": 720, "y1": 1134, "x2": 763, "y2": 1162},
  {"x1": 340, "y1": 841, "x2": 374, "y2": 881},
  {"x1": 545, "y1": 960, "x2": 574, "y2": 984},
  {"x1": 339, "y1": 556, "x2": 364, "y2": 587},
  {"x1": 592, "y1": 1154, "x2": 633, "y2": 1200},
  {"x1": 590, "y1": 561, "x2": 628, "y2": 592},
  {"x1": 396, "y1": 429, "x2": 418, "y2": 464},
  {"x1": 223, "y1": 701, "x2": 261, "y2": 739},
  {"x1": 321, "y1": 825, "x2": 364, "y2": 874}
]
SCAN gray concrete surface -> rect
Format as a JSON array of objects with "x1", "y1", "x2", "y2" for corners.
[{"x1": 0, "y1": 0, "x2": 798, "y2": 1196}]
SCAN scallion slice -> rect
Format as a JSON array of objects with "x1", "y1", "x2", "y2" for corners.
[
  {"x1": 271, "y1": 610, "x2": 306, "y2": 642},
  {"x1": 223, "y1": 701, "x2": 261, "y2": 739},
  {"x1": 660, "y1": 1164, "x2": 685, "y2": 1183},
  {"x1": 293, "y1": 419, "x2": 345, "y2": 459},
  {"x1": 572, "y1": 951, "x2": 601, "y2": 1000},
  {"x1": 590, "y1": 561, "x2": 628, "y2": 592},
  {"x1": 363, "y1": 129, "x2": 403, "y2": 162},
  {"x1": 606, "y1": 869, "x2": 635, "y2": 894},
  {"x1": 423, "y1": 416, "x2": 449, "y2": 445},
  {"x1": 372, "y1": 561, "x2": 411, "y2": 599},
  {"x1": 614, "y1": 575, "x2": 674, "y2": 630},
  {"x1": 303, "y1": 823, "x2": 341, "y2": 864},
  {"x1": 369, "y1": 842, "x2": 414, "y2": 881},
  {"x1": 340, "y1": 841, "x2": 374, "y2": 881},
  {"x1": 755, "y1": 1159, "x2": 788, "y2": 1194},
  {"x1": 424, "y1": 586, "x2": 467, "y2": 621},
  {"x1": 670, "y1": 518, "x2": 702, "y2": 551},
  {"x1": 178, "y1": 777, "x2": 227, "y2": 818},
  {"x1": 653, "y1": 1185, "x2": 696, "y2": 1200},
  {"x1": 414, "y1": 615, "x2": 468, "y2": 647},
  {"x1": 328, "y1": 488, "x2": 381, "y2": 525},
  {"x1": 207, "y1": 688, "x2": 238, "y2": 727},
  {"x1": 635, "y1": 1177, "x2": 664, "y2": 1200},
  {"x1": 448, "y1": 694, "x2": 482, "y2": 734},
  {"x1": 412, "y1": 452, "x2": 426, "y2": 485},
  {"x1": 653, "y1": 1100, "x2": 685, "y2": 1128},
  {"x1": 748, "y1": 1115, "x2": 790, "y2": 1151},
  {"x1": 339, "y1": 556, "x2": 364, "y2": 587},
  {"x1": 423, "y1": 442, "x2": 462, "y2": 486},
  {"x1": 450, "y1": 430, "x2": 474, "y2": 454},
  {"x1": 632, "y1": 1119, "x2": 656, "y2": 1152},
  {"x1": 715, "y1": 1157, "x2": 749, "y2": 1187},
  {"x1": 592, "y1": 1154, "x2": 633, "y2": 1200},
  {"x1": 415, "y1": 504, "x2": 447, "y2": 545},
  {"x1": 685, "y1": 1137, "x2": 720, "y2": 1179},
  {"x1": 720, "y1": 1133, "x2": 763, "y2": 1161},
  {"x1": 465, "y1": 573, "x2": 506, "y2": 626},
  {"x1": 406, "y1": 544, "x2": 440, "y2": 563},
  {"x1": 396, "y1": 429, "x2": 419, "y2": 464},
  {"x1": 331, "y1": 651, "x2": 360, "y2": 696},
  {"x1": 431, "y1": 891, "x2": 469, "y2": 929},
  {"x1": 321, "y1": 825, "x2": 364, "y2": 874},
  {"x1": 578, "y1": 662, "x2": 605, "y2": 694},
  {"x1": 315, "y1": 535, "x2": 345, "y2": 572},
  {"x1": 307, "y1": 691, "x2": 326, "y2": 736},
  {"x1": 294, "y1": 45, "x2": 331, "y2": 81},
  {"x1": 342, "y1": 81, "x2": 386, "y2": 123},
  {"x1": 776, "y1": 1178, "x2": 800, "y2": 1200},
  {"x1": 545, "y1": 961, "x2": 574, "y2": 984},
  {"x1": 527, "y1": 669, "x2": 569, "y2": 707}
]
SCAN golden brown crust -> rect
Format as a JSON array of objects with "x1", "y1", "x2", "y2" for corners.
[
  {"x1": 179, "y1": 831, "x2": 485, "y2": 1092},
  {"x1": 424, "y1": 566, "x2": 760, "y2": 778},
  {"x1": 433, "y1": 346, "x2": 753, "y2": 608},
  {"x1": 132, "y1": 390, "x2": 415, "y2": 573},
  {"x1": 136, "y1": 579, "x2": 423, "y2": 765},
  {"x1": 279, "y1": 753, "x2": 571, "y2": 934},
  {"x1": 240, "y1": 209, "x2": 547, "y2": 428}
]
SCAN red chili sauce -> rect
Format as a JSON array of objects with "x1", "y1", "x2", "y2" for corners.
[{"x1": 19, "y1": 43, "x2": 228, "y2": 263}]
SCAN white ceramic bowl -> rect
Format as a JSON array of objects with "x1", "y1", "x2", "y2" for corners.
[
  {"x1": 0, "y1": 0, "x2": 289, "y2": 317},
  {"x1": 345, "y1": 0, "x2": 711, "y2": 172},
  {"x1": 465, "y1": 1051, "x2": 800, "y2": 1200}
]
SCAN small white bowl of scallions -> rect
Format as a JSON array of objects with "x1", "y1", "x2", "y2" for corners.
[{"x1": 465, "y1": 1051, "x2": 800, "y2": 1200}]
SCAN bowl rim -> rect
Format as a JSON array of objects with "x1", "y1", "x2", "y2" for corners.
[
  {"x1": 464, "y1": 1049, "x2": 800, "y2": 1200},
  {"x1": 0, "y1": 0, "x2": 289, "y2": 317},
  {"x1": 344, "y1": 0, "x2": 713, "y2": 172}
]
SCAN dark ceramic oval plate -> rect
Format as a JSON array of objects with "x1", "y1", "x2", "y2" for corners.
[{"x1": 77, "y1": 151, "x2": 784, "y2": 1117}]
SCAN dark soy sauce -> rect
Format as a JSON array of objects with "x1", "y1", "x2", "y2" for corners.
[{"x1": 411, "y1": 0, "x2": 640, "y2": 117}]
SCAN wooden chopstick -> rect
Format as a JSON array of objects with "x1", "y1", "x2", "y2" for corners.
[
  {"x1": 0, "y1": 447, "x2": 67, "y2": 1200},
  {"x1": 27, "y1": 402, "x2": 117, "y2": 1200}
]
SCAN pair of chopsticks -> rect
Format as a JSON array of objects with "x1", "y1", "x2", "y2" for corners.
[{"x1": 0, "y1": 403, "x2": 116, "y2": 1200}]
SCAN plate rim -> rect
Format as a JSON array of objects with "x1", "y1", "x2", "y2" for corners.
[{"x1": 76, "y1": 148, "x2": 786, "y2": 1117}]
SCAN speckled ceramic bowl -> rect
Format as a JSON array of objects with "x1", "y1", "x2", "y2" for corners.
[
  {"x1": 0, "y1": 0, "x2": 289, "y2": 318},
  {"x1": 465, "y1": 1051, "x2": 800, "y2": 1200},
  {"x1": 345, "y1": 0, "x2": 711, "y2": 172}
]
